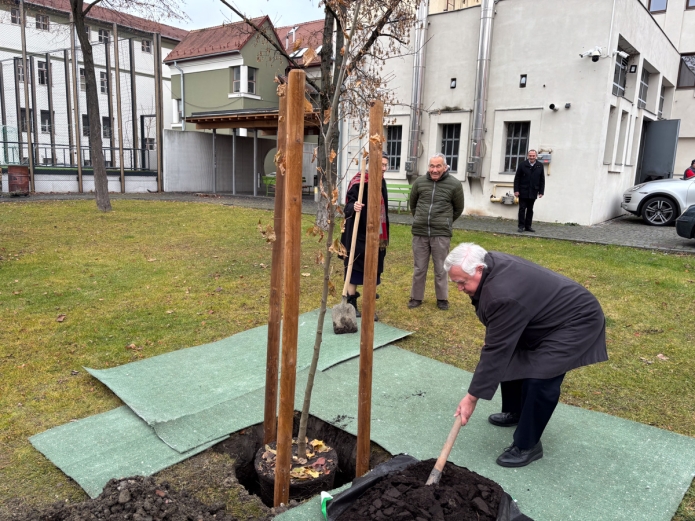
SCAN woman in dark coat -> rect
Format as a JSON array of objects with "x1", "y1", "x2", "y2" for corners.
[{"x1": 340, "y1": 155, "x2": 390, "y2": 319}]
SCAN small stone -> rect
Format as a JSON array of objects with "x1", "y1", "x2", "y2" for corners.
[
  {"x1": 472, "y1": 497, "x2": 491, "y2": 516},
  {"x1": 118, "y1": 489, "x2": 131, "y2": 504}
]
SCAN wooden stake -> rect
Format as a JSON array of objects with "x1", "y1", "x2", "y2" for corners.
[
  {"x1": 356, "y1": 100, "x2": 384, "y2": 477},
  {"x1": 274, "y1": 70, "x2": 305, "y2": 507},
  {"x1": 264, "y1": 93, "x2": 287, "y2": 445}
]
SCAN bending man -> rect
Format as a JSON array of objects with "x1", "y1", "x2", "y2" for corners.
[{"x1": 445, "y1": 243, "x2": 608, "y2": 467}]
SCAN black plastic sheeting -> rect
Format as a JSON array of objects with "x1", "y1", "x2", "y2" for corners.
[{"x1": 325, "y1": 454, "x2": 532, "y2": 521}]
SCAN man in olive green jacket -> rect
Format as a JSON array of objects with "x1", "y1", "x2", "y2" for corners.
[{"x1": 408, "y1": 153, "x2": 465, "y2": 310}]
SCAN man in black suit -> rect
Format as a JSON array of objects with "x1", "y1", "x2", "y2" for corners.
[{"x1": 513, "y1": 150, "x2": 545, "y2": 233}]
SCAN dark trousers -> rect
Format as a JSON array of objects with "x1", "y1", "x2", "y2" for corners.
[
  {"x1": 518, "y1": 197, "x2": 537, "y2": 229},
  {"x1": 500, "y1": 373, "x2": 565, "y2": 450}
]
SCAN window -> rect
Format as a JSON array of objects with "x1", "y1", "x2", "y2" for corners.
[
  {"x1": 648, "y1": 0, "x2": 667, "y2": 12},
  {"x1": 40, "y1": 110, "x2": 51, "y2": 133},
  {"x1": 20, "y1": 108, "x2": 34, "y2": 133},
  {"x1": 98, "y1": 29, "x2": 110, "y2": 44},
  {"x1": 100, "y1": 71, "x2": 108, "y2": 94},
  {"x1": 441, "y1": 124, "x2": 461, "y2": 172},
  {"x1": 688, "y1": 0, "x2": 695, "y2": 8},
  {"x1": 84, "y1": 25, "x2": 90, "y2": 40},
  {"x1": 78, "y1": 68, "x2": 86, "y2": 91},
  {"x1": 247, "y1": 67, "x2": 257, "y2": 94},
  {"x1": 658, "y1": 86, "x2": 665, "y2": 118},
  {"x1": 504, "y1": 122, "x2": 530, "y2": 172},
  {"x1": 141, "y1": 39, "x2": 152, "y2": 53},
  {"x1": 385, "y1": 125, "x2": 402, "y2": 171},
  {"x1": 612, "y1": 53, "x2": 628, "y2": 96},
  {"x1": 82, "y1": 114, "x2": 90, "y2": 136},
  {"x1": 638, "y1": 69, "x2": 649, "y2": 109},
  {"x1": 11, "y1": 8, "x2": 20, "y2": 24},
  {"x1": 38, "y1": 61, "x2": 48, "y2": 85},
  {"x1": 678, "y1": 54, "x2": 695, "y2": 88},
  {"x1": 35, "y1": 14, "x2": 49, "y2": 31},
  {"x1": 102, "y1": 117, "x2": 111, "y2": 139},
  {"x1": 144, "y1": 137, "x2": 155, "y2": 150},
  {"x1": 232, "y1": 66, "x2": 241, "y2": 93}
]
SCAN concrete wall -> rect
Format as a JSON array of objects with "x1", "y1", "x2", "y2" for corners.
[{"x1": 163, "y1": 129, "x2": 276, "y2": 193}]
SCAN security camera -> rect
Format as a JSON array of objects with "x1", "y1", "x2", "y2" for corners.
[
  {"x1": 549, "y1": 104, "x2": 558, "y2": 111},
  {"x1": 579, "y1": 46, "x2": 603, "y2": 62},
  {"x1": 615, "y1": 50, "x2": 630, "y2": 60}
]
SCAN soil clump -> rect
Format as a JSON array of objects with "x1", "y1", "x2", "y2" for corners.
[{"x1": 337, "y1": 459, "x2": 504, "y2": 521}]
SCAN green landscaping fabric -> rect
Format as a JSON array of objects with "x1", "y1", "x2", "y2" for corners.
[
  {"x1": 85, "y1": 309, "x2": 410, "y2": 448},
  {"x1": 277, "y1": 346, "x2": 695, "y2": 521},
  {"x1": 29, "y1": 406, "x2": 224, "y2": 499}
]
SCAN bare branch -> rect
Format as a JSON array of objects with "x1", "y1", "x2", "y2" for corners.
[{"x1": 81, "y1": 0, "x2": 103, "y2": 18}]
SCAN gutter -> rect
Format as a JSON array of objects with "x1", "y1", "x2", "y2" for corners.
[
  {"x1": 173, "y1": 61, "x2": 185, "y2": 131},
  {"x1": 406, "y1": 1, "x2": 428, "y2": 181}
]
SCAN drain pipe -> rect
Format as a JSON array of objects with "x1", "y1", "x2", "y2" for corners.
[
  {"x1": 406, "y1": 1, "x2": 428, "y2": 181},
  {"x1": 173, "y1": 61, "x2": 185, "y2": 131},
  {"x1": 466, "y1": 0, "x2": 495, "y2": 178}
]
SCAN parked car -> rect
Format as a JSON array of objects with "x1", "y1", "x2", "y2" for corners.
[
  {"x1": 676, "y1": 204, "x2": 695, "y2": 239},
  {"x1": 621, "y1": 178, "x2": 695, "y2": 226}
]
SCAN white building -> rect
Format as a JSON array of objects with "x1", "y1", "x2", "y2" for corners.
[
  {"x1": 340, "y1": 0, "x2": 692, "y2": 225},
  {"x1": 0, "y1": 0, "x2": 186, "y2": 193}
]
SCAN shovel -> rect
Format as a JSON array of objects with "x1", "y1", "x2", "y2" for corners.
[
  {"x1": 426, "y1": 418, "x2": 462, "y2": 485},
  {"x1": 332, "y1": 156, "x2": 366, "y2": 335}
]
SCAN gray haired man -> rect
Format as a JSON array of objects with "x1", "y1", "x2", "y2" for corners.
[{"x1": 408, "y1": 153, "x2": 465, "y2": 310}]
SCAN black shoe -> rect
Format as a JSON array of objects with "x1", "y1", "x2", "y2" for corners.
[
  {"x1": 374, "y1": 313, "x2": 379, "y2": 322},
  {"x1": 436, "y1": 299, "x2": 449, "y2": 310},
  {"x1": 488, "y1": 412, "x2": 520, "y2": 427},
  {"x1": 517, "y1": 226, "x2": 524, "y2": 233},
  {"x1": 346, "y1": 294, "x2": 361, "y2": 318},
  {"x1": 496, "y1": 442, "x2": 543, "y2": 468},
  {"x1": 525, "y1": 227, "x2": 536, "y2": 233},
  {"x1": 407, "y1": 299, "x2": 422, "y2": 309}
]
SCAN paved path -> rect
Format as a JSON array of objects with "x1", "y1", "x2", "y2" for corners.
[{"x1": 3, "y1": 191, "x2": 694, "y2": 254}]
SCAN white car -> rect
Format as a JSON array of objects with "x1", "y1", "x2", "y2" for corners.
[{"x1": 621, "y1": 178, "x2": 695, "y2": 226}]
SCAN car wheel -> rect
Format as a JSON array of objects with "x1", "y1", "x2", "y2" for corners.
[{"x1": 641, "y1": 196, "x2": 678, "y2": 226}]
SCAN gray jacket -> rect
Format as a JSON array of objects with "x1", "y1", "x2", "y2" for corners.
[{"x1": 468, "y1": 252, "x2": 608, "y2": 400}]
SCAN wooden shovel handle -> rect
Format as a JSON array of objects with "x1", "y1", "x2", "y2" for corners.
[
  {"x1": 426, "y1": 418, "x2": 462, "y2": 485},
  {"x1": 341, "y1": 155, "x2": 367, "y2": 298}
]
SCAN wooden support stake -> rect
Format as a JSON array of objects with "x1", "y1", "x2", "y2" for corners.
[
  {"x1": 274, "y1": 69, "x2": 305, "y2": 508},
  {"x1": 264, "y1": 93, "x2": 287, "y2": 445},
  {"x1": 356, "y1": 99, "x2": 384, "y2": 478}
]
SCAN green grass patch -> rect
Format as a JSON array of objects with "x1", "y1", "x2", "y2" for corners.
[{"x1": 1, "y1": 200, "x2": 694, "y2": 519}]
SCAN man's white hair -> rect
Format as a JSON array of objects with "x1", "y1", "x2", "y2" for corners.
[
  {"x1": 429, "y1": 153, "x2": 448, "y2": 167},
  {"x1": 444, "y1": 243, "x2": 488, "y2": 275}
]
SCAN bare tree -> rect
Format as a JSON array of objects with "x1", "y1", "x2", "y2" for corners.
[
  {"x1": 225, "y1": 0, "x2": 420, "y2": 459},
  {"x1": 67, "y1": 0, "x2": 186, "y2": 211}
]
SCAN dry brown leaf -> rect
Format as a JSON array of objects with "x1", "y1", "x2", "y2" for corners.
[
  {"x1": 656, "y1": 353, "x2": 669, "y2": 361},
  {"x1": 312, "y1": 147, "x2": 318, "y2": 164},
  {"x1": 274, "y1": 150, "x2": 283, "y2": 166},
  {"x1": 277, "y1": 84, "x2": 286, "y2": 97},
  {"x1": 323, "y1": 109, "x2": 332, "y2": 124},
  {"x1": 56, "y1": 314, "x2": 66, "y2": 322},
  {"x1": 327, "y1": 279, "x2": 336, "y2": 298},
  {"x1": 301, "y1": 273, "x2": 311, "y2": 277},
  {"x1": 303, "y1": 47, "x2": 317, "y2": 65},
  {"x1": 315, "y1": 251, "x2": 325, "y2": 266},
  {"x1": 331, "y1": 188, "x2": 339, "y2": 205},
  {"x1": 304, "y1": 98, "x2": 313, "y2": 113},
  {"x1": 369, "y1": 133, "x2": 385, "y2": 145},
  {"x1": 329, "y1": 149, "x2": 337, "y2": 164}
]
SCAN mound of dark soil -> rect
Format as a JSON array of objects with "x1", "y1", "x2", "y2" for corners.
[
  {"x1": 7, "y1": 476, "x2": 262, "y2": 521},
  {"x1": 337, "y1": 459, "x2": 504, "y2": 521}
]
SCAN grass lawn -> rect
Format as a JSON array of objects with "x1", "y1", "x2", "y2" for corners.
[{"x1": 1, "y1": 199, "x2": 694, "y2": 519}]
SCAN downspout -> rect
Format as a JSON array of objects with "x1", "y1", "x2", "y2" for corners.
[
  {"x1": 406, "y1": 1, "x2": 428, "y2": 181},
  {"x1": 466, "y1": 0, "x2": 495, "y2": 178},
  {"x1": 173, "y1": 61, "x2": 185, "y2": 131}
]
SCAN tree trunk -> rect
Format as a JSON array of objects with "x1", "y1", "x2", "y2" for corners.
[{"x1": 72, "y1": 0, "x2": 111, "y2": 211}]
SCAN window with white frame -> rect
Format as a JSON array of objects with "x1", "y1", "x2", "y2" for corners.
[
  {"x1": 102, "y1": 117, "x2": 111, "y2": 139},
  {"x1": 638, "y1": 69, "x2": 649, "y2": 109},
  {"x1": 648, "y1": 0, "x2": 667, "y2": 12},
  {"x1": 98, "y1": 29, "x2": 110, "y2": 44},
  {"x1": 232, "y1": 66, "x2": 241, "y2": 93},
  {"x1": 11, "y1": 8, "x2": 20, "y2": 24},
  {"x1": 35, "y1": 14, "x2": 49, "y2": 31},
  {"x1": 100, "y1": 71, "x2": 108, "y2": 94},
  {"x1": 385, "y1": 125, "x2": 402, "y2": 171},
  {"x1": 504, "y1": 122, "x2": 530, "y2": 172},
  {"x1": 38, "y1": 61, "x2": 48, "y2": 85},
  {"x1": 613, "y1": 53, "x2": 628, "y2": 97},
  {"x1": 17, "y1": 63, "x2": 28, "y2": 83},
  {"x1": 79, "y1": 68, "x2": 86, "y2": 91},
  {"x1": 142, "y1": 39, "x2": 152, "y2": 53},
  {"x1": 144, "y1": 137, "x2": 155, "y2": 150},
  {"x1": 658, "y1": 86, "x2": 665, "y2": 118},
  {"x1": 40, "y1": 110, "x2": 51, "y2": 133},
  {"x1": 82, "y1": 114, "x2": 90, "y2": 136},
  {"x1": 441, "y1": 124, "x2": 461, "y2": 172},
  {"x1": 20, "y1": 108, "x2": 34, "y2": 133},
  {"x1": 84, "y1": 25, "x2": 90, "y2": 40},
  {"x1": 247, "y1": 67, "x2": 257, "y2": 94}
]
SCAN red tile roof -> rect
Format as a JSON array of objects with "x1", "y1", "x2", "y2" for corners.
[
  {"x1": 276, "y1": 19, "x2": 324, "y2": 52},
  {"x1": 27, "y1": 0, "x2": 188, "y2": 41},
  {"x1": 163, "y1": 16, "x2": 272, "y2": 64}
]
